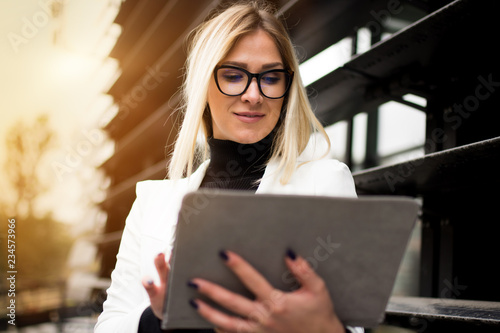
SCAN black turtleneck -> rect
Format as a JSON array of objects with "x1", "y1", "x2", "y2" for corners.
[{"x1": 199, "y1": 133, "x2": 274, "y2": 191}]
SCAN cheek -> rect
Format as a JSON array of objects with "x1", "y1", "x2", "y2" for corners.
[{"x1": 207, "y1": 85, "x2": 225, "y2": 119}]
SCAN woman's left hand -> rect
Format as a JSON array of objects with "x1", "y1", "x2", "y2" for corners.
[{"x1": 188, "y1": 250, "x2": 345, "y2": 333}]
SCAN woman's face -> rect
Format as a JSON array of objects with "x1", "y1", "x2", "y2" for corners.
[{"x1": 207, "y1": 29, "x2": 285, "y2": 144}]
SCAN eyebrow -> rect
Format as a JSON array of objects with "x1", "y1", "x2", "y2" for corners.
[{"x1": 221, "y1": 61, "x2": 284, "y2": 70}]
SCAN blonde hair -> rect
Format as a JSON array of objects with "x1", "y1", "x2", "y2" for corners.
[{"x1": 168, "y1": 0, "x2": 330, "y2": 184}]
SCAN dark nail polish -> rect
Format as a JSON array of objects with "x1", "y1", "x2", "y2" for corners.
[
  {"x1": 187, "y1": 280, "x2": 198, "y2": 289},
  {"x1": 189, "y1": 299, "x2": 199, "y2": 309},
  {"x1": 219, "y1": 250, "x2": 229, "y2": 261},
  {"x1": 286, "y1": 248, "x2": 297, "y2": 260}
]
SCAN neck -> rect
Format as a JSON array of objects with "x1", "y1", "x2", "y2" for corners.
[
  {"x1": 208, "y1": 133, "x2": 273, "y2": 172},
  {"x1": 199, "y1": 132, "x2": 274, "y2": 191}
]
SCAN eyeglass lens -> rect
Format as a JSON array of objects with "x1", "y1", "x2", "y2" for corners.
[{"x1": 216, "y1": 67, "x2": 290, "y2": 98}]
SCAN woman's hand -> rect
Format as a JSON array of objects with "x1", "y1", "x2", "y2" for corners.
[
  {"x1": 141, "y1": 252, "x2": 170, "y2": 320},
  {"x1": 188, "y1": 250, "x2": 345, "y2": 333}
]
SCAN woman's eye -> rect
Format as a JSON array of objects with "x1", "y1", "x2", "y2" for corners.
[
  {"x1": 261, "y1": 75, "x2": 281, "y2": 85},
  {"x1": 222, "y1": 72, "x2": 244, "y2": 82}
]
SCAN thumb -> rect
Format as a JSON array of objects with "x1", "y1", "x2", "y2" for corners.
[
  {"x1": 142, "y1": 275, "x2": 167, "y2": 320},
  {"x1": 141, "y1": 276, "x2": 160, "y2": 298}
]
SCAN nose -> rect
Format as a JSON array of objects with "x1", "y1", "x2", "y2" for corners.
[{"x1": 241, "y1": 78, "x2": 263, "y2": 104}]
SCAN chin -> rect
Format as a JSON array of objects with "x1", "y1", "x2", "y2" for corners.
[
  {"x1": 233, "y1": 137, "x2": 261, "y2": 144},
  {"x1": 233, "y1": 130, "x2": 273, "y2": 144}
]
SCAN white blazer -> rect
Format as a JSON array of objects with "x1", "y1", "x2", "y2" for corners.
[{"x1": 95, "y1": 158, "x2": 358, "y2": 333}]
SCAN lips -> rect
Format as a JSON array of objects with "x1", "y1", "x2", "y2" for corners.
[
  {"x1": 234, "y1": 112, "x2": 264, "y2": 117},
  {"x1": 233, "y1": 112, "x2": 265, "y2": 123}
]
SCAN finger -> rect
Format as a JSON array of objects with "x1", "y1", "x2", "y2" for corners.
[
  {"x1": 285, "y1": 250, "x2": 325, "y2": 292},
  {"x1": 191, "y1": 298, "x2": 257, "y2": 333},
  {"x1": 154, "y1": 252, "x2": 169, "y2": 285},
  {"x1": 190, "y1": 278, "x2": 257, "y2": 317},
  {"x1": 221, "y1": 250, "x2": 275, "y2": 300},
  {"x1": 142, "y1": 276, "x2": 165, "y2": 319}
]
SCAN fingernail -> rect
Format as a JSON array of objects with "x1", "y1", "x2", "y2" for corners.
[
  {"x1": 219, "y1": 250, "x2": 229, "y2": 261},
  {"x1": 147, "y1": 279, "x2": 154, "y2": 286},
  {"x1": 187, "y1": 280, "x2": 198, "y2": 289},
  {"x1": 157, "y1": 253, "x2": 164, "y2": 258},
  {"x1": 286, "y1": 248, "x2": 297, "y2": 260},
  {"x1": 189, "y1": 299, "x2": 199, "y2": 309}
]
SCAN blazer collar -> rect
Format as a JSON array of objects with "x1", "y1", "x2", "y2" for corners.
[
  {"x1": 186, "y1": 160, "x2": 210, "y2": 192},
  {"x1": 185, "y1": 159, "x2": 280, "y2": 194}
]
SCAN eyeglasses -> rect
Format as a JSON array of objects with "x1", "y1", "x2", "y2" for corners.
[{"x1": 214, "y1": 65, "x2": 294, "y2": 99}]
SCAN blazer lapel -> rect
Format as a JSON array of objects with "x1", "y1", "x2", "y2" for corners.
[
  {"x1": 185, "y1": 160, "x2": 210, "y2": 192},
  {"x1": 256, "y1": 159, "x2": 280, "y2": 194}
]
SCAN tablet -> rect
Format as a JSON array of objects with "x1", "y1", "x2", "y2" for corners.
[{"x1": 162, "y1": 190, "x2": 420, "y2": 329}]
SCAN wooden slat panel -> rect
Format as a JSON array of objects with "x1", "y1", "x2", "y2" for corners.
[{"x1": 353, "y1": 136, "x2": 500, "y2": 195}]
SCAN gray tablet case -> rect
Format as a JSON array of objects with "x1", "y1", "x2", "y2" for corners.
[{"x1": 162, "y1": 190, "x2": 420, "y2": 329}]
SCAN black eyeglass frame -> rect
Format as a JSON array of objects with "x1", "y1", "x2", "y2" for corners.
[{"x1": 214, "y1": 65, "x2": 294, "y2": 99}]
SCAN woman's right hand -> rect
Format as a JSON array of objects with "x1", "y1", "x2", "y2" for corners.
[{"x1": 142, "y1": 252, "x2": 170, "y2": 319}]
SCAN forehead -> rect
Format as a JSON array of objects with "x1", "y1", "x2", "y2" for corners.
[{"x1": 221, "y1": 29, "x2": 283, "y2": 69}]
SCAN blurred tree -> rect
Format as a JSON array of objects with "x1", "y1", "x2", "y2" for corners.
[
  {"x1": 5, "y1": 114, "x2": 53, "y2": 217},
  {"x1": 0, "y1": 212, "x2": 73, "y2": 289},
  {"x1": 1, "y1": 114, "x2": 73, "y2": 289}
]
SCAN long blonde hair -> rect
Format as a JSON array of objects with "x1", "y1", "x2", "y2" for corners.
[{"x1": 168, "y1": 0, "x2": 330, "y2": 184}]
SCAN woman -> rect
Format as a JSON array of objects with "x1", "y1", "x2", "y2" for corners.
[{"x1": 95, "y1": 1, "x2": 362, "y2": 332}]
